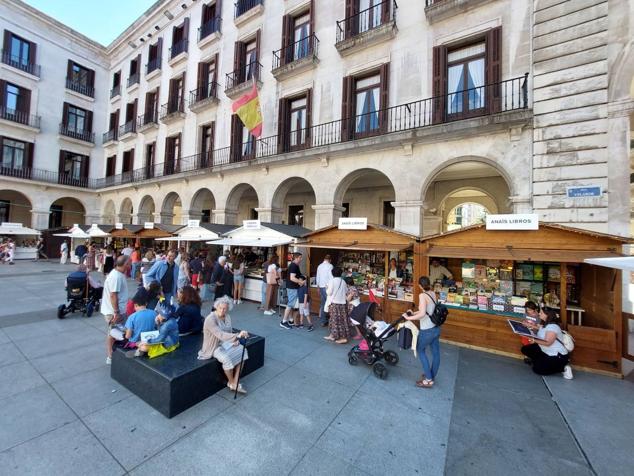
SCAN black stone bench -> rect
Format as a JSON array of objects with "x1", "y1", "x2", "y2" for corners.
[{"x1": 111, "y1": 333, "x2": 265, "y2": 418}]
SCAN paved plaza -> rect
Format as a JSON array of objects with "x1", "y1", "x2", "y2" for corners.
[{"x1": 0, "y1": 261, "x2": 632, "y2": 475}]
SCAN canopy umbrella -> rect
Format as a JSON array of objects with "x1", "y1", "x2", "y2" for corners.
[
  {"x1": 86, "y1": 225, "x2": 111, "y2": 238},
  {"x1": 53, "y1": 228, "x2": 90, "y2": 239},
  {"x1": 584, "y1": 257, "x2": 634, "y2": 272},
  {"x1": 206, "y1": 237, "x2": 293, "y2": 247},
  {"x1": 156, "y1": 226, "x2": 223, "y2": 242},
  {"x1": 0, "y1": 223, "x2": 41, "y2": 236}
]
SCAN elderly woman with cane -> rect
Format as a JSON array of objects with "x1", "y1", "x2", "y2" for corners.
[{"x1": 198, "y1": 296, "x2": 250, "y2": 394}]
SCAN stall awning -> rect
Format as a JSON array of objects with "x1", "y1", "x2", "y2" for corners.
[
  {"x1": 206, "y1": 237, "x2": 292, "y2": 247},
  {"x1": 426, "y1": 245, "x2": 623, "y2": 262},
  {"x1": 159, "y1": 226, "x2": 222, "y2": 242},
  {"x1": 0, "y1": 224, "x2": 41, "y2": 236},
  {"x1": 53, "y1": 228, "x2": 89, "y2": 239},
  {"x1": 584, "y1": 257, "x2": 634, "y2": 271},
  {"x1": 297, "y1": 241, "x2": 411, "y2": 252}
]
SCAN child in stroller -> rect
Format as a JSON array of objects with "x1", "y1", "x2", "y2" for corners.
[
  {"x1": 57, "y1": 266, "x2": 103, "y2": 319},
  {"x1": 347, "y1": 301, "x2": 405, "y2": 379}
]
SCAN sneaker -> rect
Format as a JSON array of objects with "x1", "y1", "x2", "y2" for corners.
[
  {"x1": 263, "y1": 310, "x2": 275, "y2": 315},
  {"x1": 563, "y1": 365, "x2": 573, "y2": 380},
  {"x1": 280, "y1": 321, "x2": 292, "y2": 330},
  {"x1": 289, "y1": 320, "x2": 295, "y2": 325},
  {"x1": 105, "y1": 357, "x2": 112, "y2": 365},
  {"x1": 237, "y1": 300, "x2": 243, "y2": 304},
  {"x1": 307, "y1": 325, "x2": 314, "y2": 332},
  {"x1": 297, "y1": 324, "x2": 304, "y2": 329}
]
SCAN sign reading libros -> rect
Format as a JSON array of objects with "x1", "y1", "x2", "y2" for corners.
[
  {"x1": 485, "y1": 214, "x2": 539, "y2": 231},
  {"x1": 338, "y1": 217, "x2": 368, "y2": 230},
  {"x1": 243, "y1": 220, "x2": 261, "y2": 230},
  {"x1": 187, "y1": 219, "x2": 200, "y2": 228}
]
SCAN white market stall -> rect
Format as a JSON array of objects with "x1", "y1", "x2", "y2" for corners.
[
  {"x1": 207, "y1": 221, "x2": 311, "y2": 302},
  {"x1": 155, "y1": 221, "x2": 236, "y2": 252},
  {"x1": 0, "y1": 222, "x2": 41, "y2": 260},
  {"x1": 53, "y1": 224, "x2": 90, "y2": 264}
]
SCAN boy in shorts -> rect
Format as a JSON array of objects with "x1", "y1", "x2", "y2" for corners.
[{"x1": 296, "y1": 275, "x2": 314, "y2": 331}]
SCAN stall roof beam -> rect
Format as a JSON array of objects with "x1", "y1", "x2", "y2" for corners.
[{"x1": 426, "y1": 246, "x2": 623, "y2": 262}]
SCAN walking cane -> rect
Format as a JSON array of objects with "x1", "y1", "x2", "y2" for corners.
[{"x1": 233, "y1": 336, "x2": 248, "y2": 400}]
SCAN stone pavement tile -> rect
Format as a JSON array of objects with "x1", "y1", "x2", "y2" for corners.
[
  {"x1": 14, "y1": 324, "x2": 104, "y2": 360},
  {"x1": 0, "y1": 361, "x2": 46, "y2": 400},
  {"x1": 544, "y1": 373, "x2": 634, "y2": 476},
  {"x1": 0, "y1": 385, "x2": 76, "y2": 452},
  {"x1": 290, "y1": 447, "x2": 368, "y2": 476},
  {"x1": 83, "y1": 394, "x2": 232, "y2": 471},
  {"x1": 0, "y1": 420, "x2": 125, "y2": 476},
  {"x1": 3, "y1": 317, "x2": 92, "y2": 342},
  {"x1": 294, "y1": 344, "x2": 376, "y2": 389},
  {"x1": 0, "y1": 341, "x2": 25, "y2": 368},
  {"x1": 51, "y1": 366, "x2": 132, "y2": 417},
  {"x1": 263, "y1": 333, "x2": 323, "y2": 365},
  {"x1": 30, "y1": 343, "x2": 109, "y2": 383},
  {"x1": 218, "y1": 356, "x2": 289, "y2": 401},
  {"x1": 457, "y1": 348, "x2": 551, "y2": 399},
  {"x1": 0, "y1": 328, "x2": 9, "y2": 344}
]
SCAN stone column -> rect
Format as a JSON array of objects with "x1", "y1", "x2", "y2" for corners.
[
  {"x1": 117, "y1": 213, "x2": 132, "y2": 225},
  {"x1": 84, "y1": 211, "x2": 101, "y2": 225},
  {"x1": 30, "y1": 209, "x2": 50, "y2": 230},
  {"x1": 509, "y1": 196, "x2": 532, "y2": 214},
  {"x1": 255, "y1": 208, "x2": 283, "y2": 224},
  {"x1": 392, "y1": 201, "x2": 423, "y2": 236},
  {"x1": 607, "y1": 102, "x2": 633, "y2": 236},
  {"x1": 152, "y1": 212, "x2": 165, "y2": 224},
  {"x1": 311, "y1": 204, "x2": 345, "y2": 230},
  {"x1": 178, "y1": 210, "x2": 204, "y2": 226},
  {"x1": 212, "y1": 209, "x2": 238, "y2": 225}
]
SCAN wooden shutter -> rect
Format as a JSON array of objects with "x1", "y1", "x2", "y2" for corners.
[
  {"x1": 183, "y1": 17, "x2": 190, "y2": 45},
  {"x1": 180, "y1": 72, "x2": 186, "y2": 110},
  {"x1": 155, "y1": 87, "x2": 160, "y2": 117},
  {"x1": 175, "y1": 132, "x2": 182, "y2": 171},
  {"x1": 201, "y1": 3, "x2": 209, "y2": 24},
  {"x1": 62, "y1": 102, "x2": 69, "y2": 126},
  {"x1": 28, "y1": 41, "x2": 37, "y2": 66},
  {"x1": 87, "y1": 69, "x2": 95, "y2": 90},
  {"x1": 85, "y1": 109, "x2": 93, "y2": 133},
  {"x1": 381, "y1": 0, "x2": 390, "y2": 23},
  {"x1": 26, "y1": 141, "x2": 34, "y2": 169},
  {"x1": 309, "y1": 0, "x2": 315, "y2": 36},
  {"x1": 157, "y1": 37, "x2": 163, "y2": 67},
  {"x1": 144, "y1": 91, "x2": 152, "y2": 115},
  {"x1": 0, "y1": 80, "x2": 5, "y2": 109},
  {"x1": 135, "y1": 54, "x2": 141, "y2": 75},
  {"x1": 129, "y1": 148, "x2": 135, "y2": 171},
  {"x1": 379, "y1": 63, "x2": 389, "y2": 132},
  {"x1": 58, "y1": 150, "x2": 65, "y2": 175},
  {"x1": 168, "y1": 78, "x2": 176, "y2": 105},
  {"x1": 132, "y1": 99, "x2": 138, "y2": 124},
  {"x1": 209, "y1": 121, "x2": 215, "y2": 163},
  {"x1": 233, "y1": 41, "x2": 241, "y2": 80},
  {"x1": 164, "y1": 136, "x2": 172, "y2": 174},
  {"x1": 345, "y1": 0, "x2": 356, "y2": 37},
  {"x1": 341, "y1": 76, "x2": 353, "y2": 141},
  {"x1": 432, "y1": 45, "x2": 447, "y2": 124},
  {"x1": 216, "y1": 0, "x2": 222, "y2": 18},
  {"x1": 486, "y1": 26, "x2": 502, "y2": 113},
  {"x1": 3, "y1": 30, "x2": 11, "y2": 51},
  {"x1": 277, "y1": 97, "x2": 288, "y2": 153},
  {"x1": 255, "y1": 29, "x2": 261, "y2": 79},
  {"x1": 18, "y1": 87, "x2": 31, "y2": 114},
  {"x1": 230, "y1": 114, "x2": 241, "y2": 162},
  {"x1": 213, "y1": 52, "x2": 219, "y2": 92},
  {"x1": 281, "y1": 15, "x2": 290, "y2": 66},
  {"x1": 66, "y1": 60, "x2": 73, "y2": 80},
  {"x1": 81, "y1": 155, "x2": 90, "y2": 179},
  {"x1": 197, "y1": 62, "x2": 206, "y2": 92},
  {"x1": 305, "y1": 88, "x2": 312, "y2": 148}
]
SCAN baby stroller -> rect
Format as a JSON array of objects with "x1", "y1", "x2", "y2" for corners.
[
  {"x1": 57, "y1": 271, "x2": 102, "y2": 319},
  {"x1": 347, "y1": 302, "x2": 405, "y2": 380}
]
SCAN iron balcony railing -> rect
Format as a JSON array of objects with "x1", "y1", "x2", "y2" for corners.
[
  {"x1": 119, "y1": 120, "x2": 136, "y2": 136},
  {"x1": 1, "y1": 50, "x2": 40, "y2": 77},
  {"x1": 102, "y1": 129, "x2": 118, "y2": 143},
  {"x1": 336, "y1": 0, "x2": 397, "y2": 44},
  {"x1": 272, "y1": 34, "x2": 319, "y2": 70},
  {"x1": 127, "y1": 73, "x2": 140, "y2": 87},
  {"x1": 0, "y1": 107, "x2": 41, "y2": 128},
  {"x1": 0, "y1": 165, "x2": 97, "y2": 188},
  {"x1": 199, "y1": 16, "x2": 222, "y2": 41},
  {"x1": 189, "y1": 81, "x2": 219, "y2": 106},
  {"x1": 425, "y1": 0, "x2": 444, "y2": 5},
  {"x1": 137, "y1": 111, "x2": 159, "y2": 128},
  {"x1": 235, "y1": 0, "x2": 263, "y2": 19},
  {"x1": 159, "y1": 100, "x2": 185, "y2": 120},
  {"x1": 226, "y1": 61, "x2": 262, "y2": 90},
  {"x1": 110, "y1": 84, "x2": 121, "y2": 99},
  {"x1": 13, "y1": 74, "x2": 529, "y2": 190},
  {"x1": 146, "y1": 57, "x2": 161, "y2": 75},
  {"x1": 59, "y1": 124, "x2": 95, "y2": 143},
  {"x1": 65, "y1": 78, "x2": 95, "y2": 98},
  {"x1": 170, "y1": 39, "x2": 188, "y2": 59}
]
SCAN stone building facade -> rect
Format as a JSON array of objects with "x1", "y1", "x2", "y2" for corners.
[{"x1": 0, "y1": 0, "x2": 632, "y2": 237}]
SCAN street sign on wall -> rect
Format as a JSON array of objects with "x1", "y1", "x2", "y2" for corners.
[{"x1": 566, "y1": 186, "x2": 602, "y2": 198}]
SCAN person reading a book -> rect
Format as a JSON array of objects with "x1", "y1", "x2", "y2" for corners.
[
  {"x1": 123, "y1": 288, "x2": 157, "y2": 348},
  {"x1": 135, "y1": 302, "x2": 180, "y2": 359},
  {"x1": 197, "y1": 296, "x2": 250, "y2": 394},
  {"x1": 520, "y1": 308, "x2": 573, "y2": 379}
]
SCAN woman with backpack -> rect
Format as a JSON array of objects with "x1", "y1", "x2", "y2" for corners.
[
  {"x1": 404, "y1": 276, "x2": 440, "y2": 388},
  {"x1": 521, "y1": 307, "x2": 573, "y2": 379}
]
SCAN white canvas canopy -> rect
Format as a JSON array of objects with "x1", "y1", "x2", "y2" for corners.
[
  {"x1": 156, "y1": 226, "x2": 223, "y2": 242},
  {"x1": 206, "y1": 222, "x2": 307, "y2": 248},
  {"x1": 206, "y1": 237, "x2": 292, "y2": 247},
  {"x1": 53, "y1": 227, "x2": 90, "y2": 239},
  {"x1": 584, "y1": 257, "x2": 634, "y2": 272},
  {"x1": 0, "y1": 222, "x2": 41, "y2": 236},
  {"x1": 87, "y1": 224, "x2": 110, "y2": 238}
]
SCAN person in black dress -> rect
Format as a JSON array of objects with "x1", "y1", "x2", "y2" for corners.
[{"x1": 103, "y1": 246, "x2": 115, "y2": 275}]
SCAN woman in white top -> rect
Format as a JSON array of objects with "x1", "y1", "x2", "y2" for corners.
[
  {"x1": 404, "y1": 276, "x2": 440, "y2": 388},
  {"x1": 60, "y1": 240, "x2": 68, "y2": 265},
  {"x1": 263, "y1": 255, "x2": 280, "y2": 314},
  {"x1": 521, "y1": 307, "x2": 572, "y2": 379},
  {"x1": 324, "y1": 267, "x2": 350, "y2": 344}
]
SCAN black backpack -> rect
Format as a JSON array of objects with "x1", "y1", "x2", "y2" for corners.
[{"x1": 426, "y1": 292, "x2": 448, "y2": 326}]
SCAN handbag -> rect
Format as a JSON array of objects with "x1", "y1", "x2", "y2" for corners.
[
  {"x1": 557, "y1": 330, "x2": 575, "y2": 352},
  {"x1": 397, "y1": 326, "x2": 413, "y2": 349},
  {"x1": 266, "y1": 270, "x2": 278, "y2": 285}
]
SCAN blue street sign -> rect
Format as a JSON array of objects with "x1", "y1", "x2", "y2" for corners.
[{"x1": 566, "y1": 186, "x2": 602, "y2": 198}]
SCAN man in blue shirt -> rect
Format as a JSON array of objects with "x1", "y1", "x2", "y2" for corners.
[
  {"x1": 145, "y1": 250, "x2": 179, "y2": 305},
  {"x1": 124, "y1": 288, "x2": 157, "y2": 345}
]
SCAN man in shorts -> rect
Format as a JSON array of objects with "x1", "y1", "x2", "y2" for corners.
[
  {"x1": 101, "y1": 255, "x2": 130, "y2": 364},
  {"x1": 280, "y1": 253, "x2": 305, "y2": 330}
]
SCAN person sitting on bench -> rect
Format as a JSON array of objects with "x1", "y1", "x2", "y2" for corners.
[
  {"x1": 136, "y1": 302, "x2": 180, "y2": 359},
  {"x1": 124, "y1": 288, "x2": 157, "y2": 349},
  {"x1": 198, "y1": 296, "x2": 250, "y2": 394}
]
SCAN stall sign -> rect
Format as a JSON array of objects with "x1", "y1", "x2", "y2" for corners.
[
  {"x1": 566, "y1": 186, "x2": 602, "y2": 198},
  {"x1": 243, "y1": 220, "x2": 261, "y2": 230},
  {"x1": 486, "y1": 214, "x2": 539, "y2": 230},
  {"x1": 1, "y1": 222, "x2": 22, "y2": 227},
  {"x1": 187, "y1": 219, "x2": 200, "y2": 228},
  {"x1": 338, "y1": 217, "x2": 368, "y2": 230},
  {"x1": 115, "y1": 223, "x2": 123, "y2": 230},
  {"x1": 144, "y1": 222, "x2": 155, "y2": 229}
]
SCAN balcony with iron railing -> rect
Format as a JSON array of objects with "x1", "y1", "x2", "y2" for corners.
[
  {"x1": 0, "y1": 165, "x2": 97, "y2": 188},
  {"x1": 272, "y1": 34, "x2": 319, "y2": 80},
  {"x1": 424, "y1": 0, "x2": 489, "y2": 23},
  {"x1": 59, "y1": 124, "x2": 95, "y2": 144},
  {"x1": 118, "y1": 120, "x2": 137, "y2": 139},
  {"x1": 7, "y1": 75, "x2": 529, "y2": 190},
  {"x1": 65, "y1": 78, "x2": 95, "y2": 98},
  {"x1": 234, "y1": 0, "x2": 264, "y2": 22},
  {"x1": 199, "y1": 16, "x2": 222, "y2": 43},
  {"x1": 189, "y1": 82, "x2": 220, "y2": 112},
  {"x1": 127, "y1": 73, "x2": 140, "y2": 88},
  {"x1": 169, "y1": 39, "x2": 189, "y2": 64},
  {"x1": 1, "y1": 50, "x2": 41, "y2": 77},
  {"x1": 137, "y1": 111, "x2": 159, "y2": 132},
  {"x1": 146, "y1": 57, "x2": 162, "y2": 77},
  {"x1": 102, "y1": 129, "x2": 118, "y2": 144},
  {"x1": 336, "y1": 0, "x2": 397, "y2": 55},
  {"x1": 225, "y1": 61, "x2": 262, "y2": 98},
  {"x1": 110, "y1": 84, "x2": 121, "y2": 99},
  {"x1": 0, "y1": 107, "x2": 41, "y2": 129},
  {"x1": 159, "y1": 99, "x2": 186, "y2": 123}
]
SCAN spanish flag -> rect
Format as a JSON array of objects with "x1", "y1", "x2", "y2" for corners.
[{"x1": 232, "y1": 83, "x2": 263, "y2": 138}]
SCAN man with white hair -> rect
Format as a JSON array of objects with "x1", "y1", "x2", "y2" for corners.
[
  {"x1": 101, "y1": 255, "x2": 130, "y2": 364},
  {"x1": 210, "y1": 255, "x2": 227, "y2": 300}
]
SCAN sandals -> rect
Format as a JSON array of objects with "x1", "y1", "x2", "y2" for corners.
[
  {"x1": 416, "y1": 379, "x2": 434, "y2": 388},
  {"x1": 415, "y1": 374, "x2": 426, "y2": 385},
  {"x1": 227, "y1": 383, "x2": 247, "y2": 394},
  {"x1": 335, "y1": 339, "x2": 348, "y2": 344},
  {"x1": 323, "y1": 336, "x2": 335, "y2": 341}
]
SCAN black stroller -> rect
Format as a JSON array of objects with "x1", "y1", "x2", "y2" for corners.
[
  {"x1": 57, "y1": 271, "x2": 102, "y2": 319},
  {"x1": 347, "y1": 302, "x2": 405, "y2": 379}
]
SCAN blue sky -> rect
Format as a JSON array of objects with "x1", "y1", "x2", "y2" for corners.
[{"x1": 25, "y1": 0, "x2": 157, "y2": 46}]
